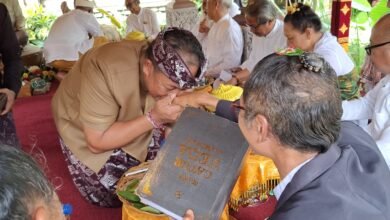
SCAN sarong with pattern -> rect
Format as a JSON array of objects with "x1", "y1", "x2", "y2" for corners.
[
  {"x1": 0, "y1": 112, "x2": 20, "y2": 148},
  {"x1": 60, "y1": 128, "x2": 165, "y2": 207},
  {"x1": 338, "y1": 69, "x2": 361, "y2": 101}
]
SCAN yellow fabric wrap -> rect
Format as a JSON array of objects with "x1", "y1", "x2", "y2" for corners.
[
  {"x1": 229, "y1": 151, "x2": 280, "y2": 211},
  {"x1": 207, "y1": 84, "x2": 243, "y2": 112}
]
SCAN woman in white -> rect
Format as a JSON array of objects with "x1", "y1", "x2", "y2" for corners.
[{"x1": 283, "y1": 3, "x2": 358, "y2": 100}]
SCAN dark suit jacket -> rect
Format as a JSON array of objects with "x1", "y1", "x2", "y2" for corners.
[
  {"x1": 270, "y1": 121, "x2": 390, "y2": 220},
  {"x1": 0, "y1": 3, "x2": 23, "y2": 95}
]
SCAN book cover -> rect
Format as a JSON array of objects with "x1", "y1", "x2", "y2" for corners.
[{"x1": 136, "y1": 108, "x2": 249, "y2": 220}]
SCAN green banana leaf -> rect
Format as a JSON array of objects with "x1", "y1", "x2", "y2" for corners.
[{"x1": 370, "y1": 0, "x2": 390, "y2": 25}]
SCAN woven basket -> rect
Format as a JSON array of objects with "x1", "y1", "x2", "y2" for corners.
[{"x1": 116, "y1": 162, "x2": 170, "y2": 220}]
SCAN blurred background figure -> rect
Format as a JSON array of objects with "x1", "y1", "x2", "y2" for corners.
[
  {"x1": 0, "y1": 3, "x2": 23, "y2": 148},
  {"x1": 43, "y1": 0, "x2": 105, "y2": 80},
  {"x1": 125, "y1": 0, "x2": 160, "y2": 39},
  {"x1": 0, "y1": 0, "x2": 28, "y2": 48},
  {"x1": 61, "y1": 1, "x2": 70, "y2": 14}
]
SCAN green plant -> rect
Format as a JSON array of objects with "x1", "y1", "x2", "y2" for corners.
[
  {"x1": 349, "y1": 0, "x2": 390, "y2": 72},
  {"x1": 25, "y1": 4, "x2": 57, "y2": 47}
]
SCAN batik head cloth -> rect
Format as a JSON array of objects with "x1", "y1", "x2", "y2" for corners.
[{"x1": 152, "y1": 27, "x2": 207, "y2": 89}]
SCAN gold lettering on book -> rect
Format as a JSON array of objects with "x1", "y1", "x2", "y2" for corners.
[
  {"x1": 174, "y1": 138, "x2": 223, "y2": 186},
  {"x1": 175, "y1": 190, "x2": 183, "y2": 199}
]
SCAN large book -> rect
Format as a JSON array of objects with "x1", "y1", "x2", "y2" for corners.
[{"x1": 136, "y1": 108, "x2": 249, "y2": 220}]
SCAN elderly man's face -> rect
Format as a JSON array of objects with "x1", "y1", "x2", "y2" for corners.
[
  {"x1": 126, "y1": 0, "x2": 140, "y2": 14},
  {"x1": 245, "y1": 15, "x2": 272, "y2": 37},
  {"x1": 207, "y1": 0, "x2": 217, "y2": 21},
  {"x1": 369, "y1": 28, "x2": 390, "y2": 74}
]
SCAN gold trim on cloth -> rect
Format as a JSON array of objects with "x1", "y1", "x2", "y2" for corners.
[{"x1": 228, "y1": 150, "x2": 280, "y2": 211}]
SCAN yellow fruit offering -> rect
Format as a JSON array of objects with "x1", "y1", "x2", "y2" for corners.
[{"x1": 125, "y1": 31, "x2": 146, "y2": 41}]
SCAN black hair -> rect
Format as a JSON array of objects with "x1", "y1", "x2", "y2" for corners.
[
  {"x1": 145, "y1": 28, "x2": 205, "y2": 78},
  {"x1": 284, "y1": 3, "x2": 322, "y2": 33}
]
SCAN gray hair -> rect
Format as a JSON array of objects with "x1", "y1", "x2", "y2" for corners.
[
  {"x1": 245, "y1": 0, "x2": 278, "y2": 24},
  {"x1": 243, "y1": 53, "x2": 342, "y2": 153},
  {"x1": 0, "y1": 145, "x2": 55, "y2": 220}
]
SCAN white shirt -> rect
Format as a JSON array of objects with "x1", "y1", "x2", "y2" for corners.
[
  {"x1": 43, "y1": 9, "x2": 102, "y2": 63},
  {"x1": 126, "y1": 8, "x2": 160, "y2": 38},
  {"x1": 342, "y1": 75, "x2": 390, "y2": 169},
  {"x1": 273, "y1": 157, "x2": 313, "y2": 200},
  {"x1": 205, "y1": 13, "x2": 243, "y2": 77},
  {"x1": 191, "y1": 14, "x2": 213, "y2": 52},
  {"x1": 241, "y1": 19, "x2": 286, "y2": 72},
  {"x1": 229, "y1": 2, "x2": 241, "y2": 17},
  {"x1": 314, "y1": 32, "x2": 355, "y2": 76}
]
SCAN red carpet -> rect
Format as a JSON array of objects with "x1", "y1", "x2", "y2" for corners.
[{"x1": 13, "y1": 82, "x2": 121, "y2": 220}]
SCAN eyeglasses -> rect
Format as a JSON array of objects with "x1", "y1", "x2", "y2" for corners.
[
  {"x1": 232, "y1": 103, "x2": 246, "y2": 111},
  {"x1": 247, "y1": 23, "x2": 261, "y2": 30},
  {"x1": 365, "y1": 41, "x2": 390, "y2": 55}
]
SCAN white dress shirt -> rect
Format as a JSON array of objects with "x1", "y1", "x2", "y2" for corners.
[
  {"x1": 205, "y1": 13, "x2": 243, "y2": 77},
  {"x1": 191, "y1": 14, "x2": 213, "y2": 52},
  {"x1": 241, "y1": 19, "x2": 286, "y2": 72},
  {"x1": 273, "y1": 157, "x2": 313, "y2": 200},
  {"x1": 126, "y1": 8, "x2": 160, "y2": 38},
  {"x1": 43, "y1": 9, "x2": 102, "y2": 63},
  {"x1": 342, "y1": 75, "x2": 390, "y2": 169},
  {"x1": 314, "y1": 32, "x2": 355, "y2": 76},
  {"x1": 229, "y1": 2, "x2": 240, "y2": 17}
]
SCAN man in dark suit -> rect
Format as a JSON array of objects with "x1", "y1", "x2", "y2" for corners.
[{"x1": 182, "y1": 50, "x2": 390, "y2": 219}]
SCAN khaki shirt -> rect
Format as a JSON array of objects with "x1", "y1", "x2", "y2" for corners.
[
  {"x1": 0, "y1": 0, "x2": 25, "y2": 31},
  {"x1": 52, "y1": 40, "x2": 155, "y2": 172}
]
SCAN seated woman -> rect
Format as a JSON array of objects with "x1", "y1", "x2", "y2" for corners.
[
  {"x1": 0, "y1": 144, "x2": 65, "y2": 220},
  {"x1": 283, "y1": 3, "x2": 359, "y2": 100},
  {"x1": 51, "y1": 27, "x2": 206, "y2": 207}
]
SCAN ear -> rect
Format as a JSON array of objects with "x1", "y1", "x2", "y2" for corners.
[
  {"x1": 33, "y1": 206, "x2": 47, "y2": 220},
  {"x1": 142, "y1": 58, "x2": 154, "y2": 78},
  {"x1": 214, "y1": 0, "x2": 221, "y2": 9},
  {"x1": 254, "y1": 114, "x2": 269, "y2": 143},
  {"x1": 304, "y1": 28, "x2": 313, "y2": 39}
]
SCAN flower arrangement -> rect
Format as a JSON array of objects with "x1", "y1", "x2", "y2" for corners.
[
  {"x1": 22, "y1": 65, "x2": 55, "y2": 82},
  {"x1": 21, "y1": 65, "x2": 56, "y2": 96}
]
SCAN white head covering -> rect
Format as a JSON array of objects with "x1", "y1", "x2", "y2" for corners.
[{"x1": 74, "y1": 0, "x2": 96, "y2": 8}]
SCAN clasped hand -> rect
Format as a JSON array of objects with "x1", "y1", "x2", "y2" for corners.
[
  {"x1": 151, "y1": 93, "x2": 184, "y2": 125},
  {"x1": 0, "y1": 88, "x2": 16, "y2": 115}
]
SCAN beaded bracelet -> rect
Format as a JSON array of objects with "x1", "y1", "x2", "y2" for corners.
[{"x1": 146, "y1": 111, "x2": 166, "y2": 130}]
